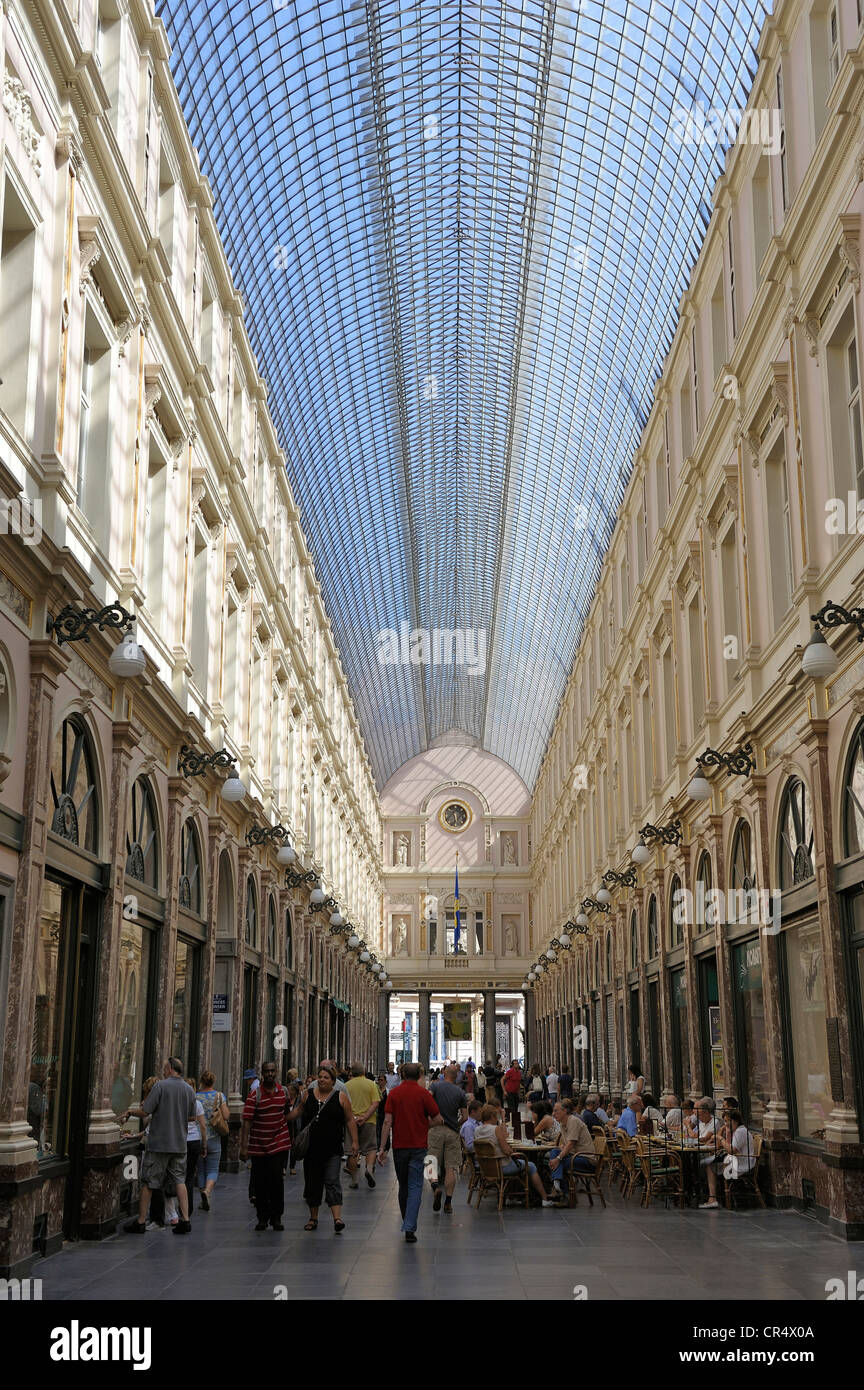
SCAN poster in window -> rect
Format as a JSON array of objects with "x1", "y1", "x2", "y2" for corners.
[
  {"x1": 443, "y1": 1001, "x2": 472, "y2": 1041},
  {"x1": 711, "y1": 1046, "x2": 725, "y2": 1088},
  {"x1": 708, "y1": 1005, "x2": 721, "y2": 1047}
]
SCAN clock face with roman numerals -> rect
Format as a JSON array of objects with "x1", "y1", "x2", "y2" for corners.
[{"x1": 439, "y1": 800, "x2": 472, "y2": 833}]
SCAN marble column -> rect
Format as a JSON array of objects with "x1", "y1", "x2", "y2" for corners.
[
  {"x1": 417, "y1": 988, "x2": 431, "y2": 1069},
  {"x1": 483, "y1": 989, "x2": 497, "y2": 1066},
  {"x1": 378, "y1": 989, "x2": 390, "y2": 1071},
  {"x1": 524, "y1": 990, "x2": 536, "y2": 1068}
]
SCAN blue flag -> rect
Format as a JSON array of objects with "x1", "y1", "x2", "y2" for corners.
[{"x1": 454, "y1": 859, "x2": 461, "y2": 950}]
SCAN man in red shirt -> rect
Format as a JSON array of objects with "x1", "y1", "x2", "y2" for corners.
[
  {"x1": 503, "y1": 1060, "x2": 522, "y2": 1121},
  {"x1": 377, "y1": 1063, "x2": 442, "y2": 1243},
  {"x1": 239, "y1": 1061, "x2": 292, "y2": 1230}
]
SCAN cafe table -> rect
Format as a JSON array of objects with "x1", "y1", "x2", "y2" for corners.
[
  {"x1": 507, "y1": 1138, "x2": 562, "y2": 1201},
  {"x1": 638, "y1": 1135, "x2": 720, "y2": 1205}
]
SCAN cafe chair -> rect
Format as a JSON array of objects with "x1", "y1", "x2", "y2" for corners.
[
  {"x1": 722, "y1": 1132, "x2": 767, "y2": 1210},
  {"x1": 472, "y1": 1138, "x2": 530, "y2": 1212},
  {"x1": 635, "y1": 1135, "x2": 684, "y2": 1208},
  {"x1": 460, "y1": 1135, "x2": 480, "y2": 1204},
  {"x1": 614, "y1": 1132, "x2": 639, "y2": 1201},
  {"x1": 566, "y1": 1134, "x2": 608, "y2": 1209}
]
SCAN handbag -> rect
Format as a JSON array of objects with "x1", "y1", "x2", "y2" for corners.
[
  {"x1": 291, "y1": 1088, "x2": 336, "y2": 1162},
  {"x1": 209, "y1": 1091, "x2": 228, "y2": 1137}
]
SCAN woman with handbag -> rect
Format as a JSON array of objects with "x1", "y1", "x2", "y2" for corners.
[
  {"x1": 290, "y1": 1064, "x2": 359, "y2": 1233},
  {"x1": 196, "y1": 1070, "x2": 229, "y2": 1211}
]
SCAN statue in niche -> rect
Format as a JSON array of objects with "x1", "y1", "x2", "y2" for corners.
[
  {"x1": 395, "y1": 833, "x2": 410, "y2": 866},
  {"x1": 502, "y1": 834, "x2": 516, "y2": 864},
  {"x1": 394, "y1": 916, "x2": 409, "y2": 955},
  {"x1": 503, "y1": 916, "x2": 519, "y2": 954}
]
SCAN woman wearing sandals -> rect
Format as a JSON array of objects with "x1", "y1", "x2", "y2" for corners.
[{"x1": 291, "y1": 1065, "x2": 359, "y2": 1233}]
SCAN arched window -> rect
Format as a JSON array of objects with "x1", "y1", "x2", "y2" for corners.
[
  {"x1": 267, "y1": 896, "x2": 277, "y2": 958},
  {"x1": 605, "y1": 931, "x2": 613, "y2": 982},
  {"x1": 730, "y1": 819, "x2": 756, "y2": 921},
  {"x1": 778, "y1": 777, "x2": 814, "y2": 889},
  {"x1": 126, "y1": 777, "x2": 159, "y2": 888},
  {"x1": 647, "y1": 895, "x2": 658, "y2": 959},
  {"x1": 178, "y1": 819, "x2": 202, "y2": 914},
  {"x1": 216, "y1": 851, "x2": 234, "y2": 937},
  {"x1": 245, "y1": 876, "x2": 258, "y2": 947},
  {"x1": 50, "y1": 716, "x2": 99, "y2": 852},
  {"x1": 285, "y1": 907, "x2": 293, "y2": 968},
  {"x1": 629, "y1": 910, "x2": 639, "y2": 969},
  {"x1": 695, "y1": 851, "x2": 713, "y2": 933},
  {"x1": 668, "y1": 873, "x2": 683, "y2": 948},
  {"x1": 593, "y1": 941, "x2": 600, "y2": 989},
  {"x1": 844, "y1": 722, "x2": 864, "y2": 856}
]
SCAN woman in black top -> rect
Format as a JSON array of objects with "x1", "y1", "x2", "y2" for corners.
[{"x1": 293, "y1": 1065, "x2": 359, "y2": 1232}]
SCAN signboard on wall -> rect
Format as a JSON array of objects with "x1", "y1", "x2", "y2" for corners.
[
  {"x1": 213, "y1": 994, "x2": 231, "y2": 1031},
  {"x1": 443, "y1": 1001, "x2": 472, "y2": 1041}
]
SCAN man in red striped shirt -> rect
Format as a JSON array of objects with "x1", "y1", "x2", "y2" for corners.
[{"x1": 239, "y1": 1061, "x2": 292, "y2": 1230}]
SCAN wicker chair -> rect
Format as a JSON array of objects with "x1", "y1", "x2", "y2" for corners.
[
  {"x1": 635, "y1": 1135, "x2": 684, "y2": 1208},
  {"x1": 566, "y1": 1133, "x2": 608, "y2": 1209},
  {"x1": 460, "y1": 1135, "x2": 480, "y2": 1204},
  {"x1": 615, "y1": 1131, "x2": 640, "y2": 1201},
  {"x1": 722, "y1": 1131, "x2": 767, "y2": 1209},
  {"x1": 472, "y1": 1138, "x2": 530, "y2": 1211}
]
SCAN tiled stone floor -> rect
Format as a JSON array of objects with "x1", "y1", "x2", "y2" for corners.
[{"x1": 33, "y1": 1165, "x2": 857, "y2": 1301}]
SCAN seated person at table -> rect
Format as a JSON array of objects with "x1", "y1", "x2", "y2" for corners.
[
  {"x1": 473, "y1": 1105, "x2": 556, "y2": 1206},
  {"x1": 460, "y1": 1098, "x2": 483, "y2": 1152},
  {"x1": 639, "y1": 1093, "x2": 664, "y2": 1134},
  {"x1": 580, "y1": 1094, "x2": 606, "y2": 1133},
  {"x1": 594, "y1": 1096, "x2": 610, "y2": 1124},
  {"x1": 660, "y1": 1093, "x2": 682, "y2": 1134},
  {"x1": 530, "y1": 1101, "x2": 561, "y2": 1145},
  {"x1": 547, "y1": 1100, "x2": 598, "y2": 1198},
  {"x1": 681, "y1": 1098, "x2": 698, "y2": 1136},
  {"x1": 616, "y1": 1095, "x2": 642, "y2": 1137},
  {"x1": 701, "y1": 1109, "x2": 755, "y2": 1209}
]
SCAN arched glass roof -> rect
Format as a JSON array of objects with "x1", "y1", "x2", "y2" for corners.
[{"x1": 158, "y1": 0, "x2": 768, "y2": 789}]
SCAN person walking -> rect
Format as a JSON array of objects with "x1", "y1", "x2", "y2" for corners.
[
  {"x1": 482, "y1": 1057, "x2": 502, "y2": 1104},
  {"x1": 121, "y1": 1057, "x2": 197, "y2": 1235},
  {"x1": 285, "y1": 1079, "x2": 303, "y2": 1176},
  {"x1": 376, "y1": 1061, "x2": 442, "y2": 1243},
  {"x1": 293, "y1": 1064, "x2": 359, "y2": 1232},
  {"x1": 196, "y1": 1070, "x2": 229, "y2": 1210},
  {"x1": 184, "y1": 1077, "x2": 207, "y2": 1212},
  {"x1": 427, "y1": 1064, "x2": 468, "y2": 1215},
  {"x1": 345, "y1": 1061, "x2": 381, "y2": 1189},
  {"x1": 502, "y1": 1059, "x2": 523, "y2": 1122},
  {"x1": 239, "y1": 1060, "x2": 292, "y2": 1230}
]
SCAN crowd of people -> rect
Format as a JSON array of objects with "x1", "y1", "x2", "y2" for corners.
[{"x1": 117, "y1": 1054, "x2": 756, "y2": 1241}]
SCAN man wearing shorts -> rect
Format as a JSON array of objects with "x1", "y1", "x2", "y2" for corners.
[
  {"x1": 427, "y1": 1064, "x2": 468, "y2": 1215},
  {"x1": 345, "y1": 1062, "x2": 381, "y2": 1189},
  {"x1": 122, "y1": 1057, "x2": 197, "y2": 1235}
]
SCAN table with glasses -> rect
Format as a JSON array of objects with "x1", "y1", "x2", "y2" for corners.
[
  {"x1": 637, "y1": 1133, "x2": 722, "y2": 1204},
  {"x1": 507, "y1": 1138, "x2": 564, "y2": 1200}
]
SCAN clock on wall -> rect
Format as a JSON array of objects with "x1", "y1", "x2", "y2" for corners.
[{"x1": 438, "y1": 799, "x2": 472, "y2": 833}]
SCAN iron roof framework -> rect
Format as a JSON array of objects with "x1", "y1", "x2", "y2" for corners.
[{"x1": 158, "y1": 0, "x2": 768, "y2": 788}]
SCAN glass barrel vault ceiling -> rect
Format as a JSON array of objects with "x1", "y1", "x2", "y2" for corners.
[{"x1": 157, "y1": 0, "x2": 768, "y2": 790}]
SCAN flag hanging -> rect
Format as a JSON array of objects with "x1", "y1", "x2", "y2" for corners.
[{"x1": 453, "y1": 853, "x2": 462, "y2": 951}]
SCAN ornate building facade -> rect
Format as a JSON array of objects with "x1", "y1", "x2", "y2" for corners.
[
  {"x1": 0, "y1": 0, "x2": 382, "y2": 1276},
  {"x1": 379, "y1": 740, "x2": 533, "y2": 1065},
  {"x1": 529, "y1": 0, "x2": 864, "y2": 1238}
]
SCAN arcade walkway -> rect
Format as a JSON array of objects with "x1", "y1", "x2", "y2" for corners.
[{"x1": 32, "y1": 1168, "x2": 852, "y2": 1302}]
